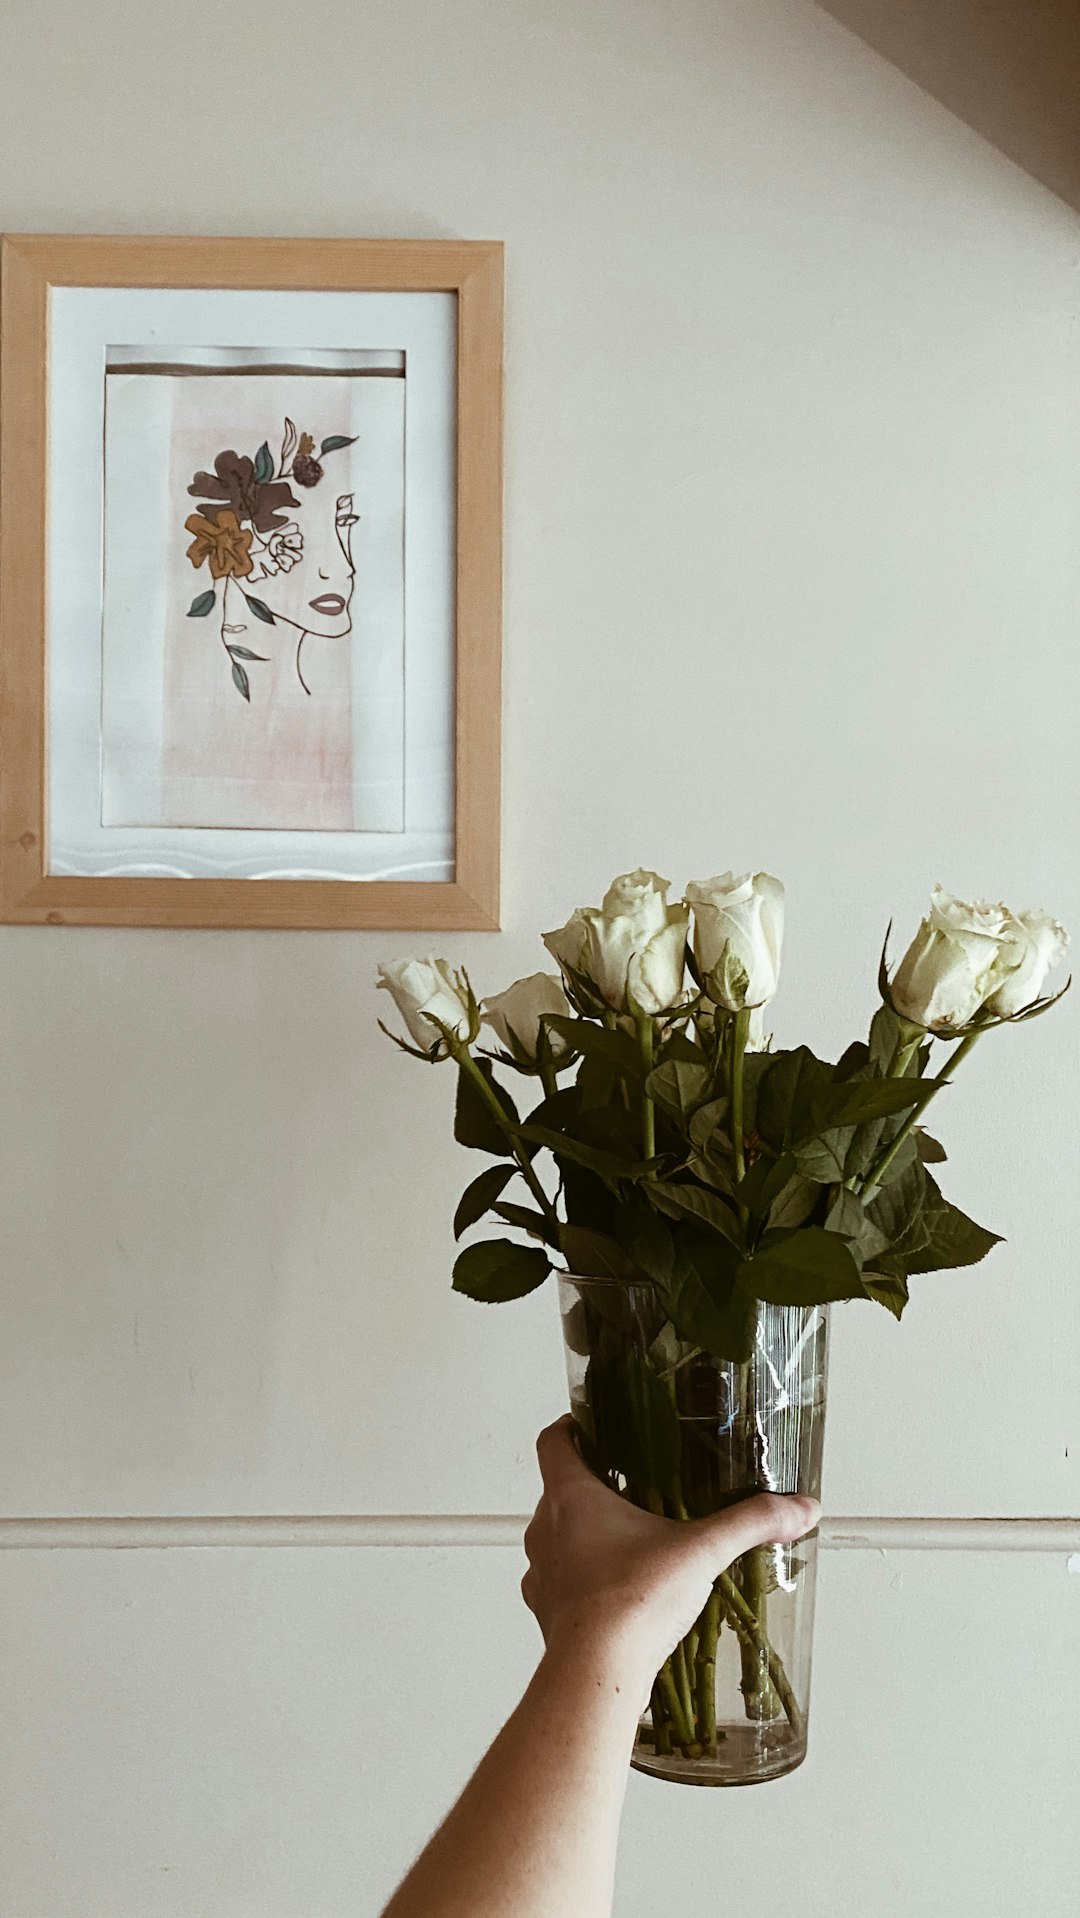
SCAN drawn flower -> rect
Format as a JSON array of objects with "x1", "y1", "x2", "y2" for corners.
[
  {"x1": 293, "y1": 452, "x2": 324, "y2": 487},
  {"x1": 187, "y1": 450, "x2": 300, "y2": 533},
  {"x1": 185, "y1": 509, "x2": 254, "y2": 580},
  {"x1": 260, "y1": 523, "x2": 304, "y2": 575}
]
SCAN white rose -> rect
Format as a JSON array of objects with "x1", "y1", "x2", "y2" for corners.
[
  {"x1": 889, "y1": 887, "x2": 1011, "y2": 1032},
  {"x1": 984, "y1": 908, "x2": 1069, "y2": 1018},
  {"x1": 685, "y1": 871, "x2": 785, "y2": 1011},
  {"x1": 376, "y1": 957, "x2": 471, "y2": 1055},
  {"x1": 482, "y1": 972, "x2": 571, "y2": 1059},
  {"x1": 543, "y1": 869, "x2": 689, "y2": 1015}
]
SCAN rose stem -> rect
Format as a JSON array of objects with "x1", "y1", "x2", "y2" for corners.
[
  {"x1": 657, "y1": 1658, "x2": 695, "y2": 1750},
  {"x1": 695, "y1": 1586, "x2": 722, "y2": 1755},
  {"x1": 857, "y1": 1029, "x2": 982, "y2": 1197},
  {"x1": 453, "y1": 1048, "x2": 560, "y2": 1234},
  {"x1": 649, "y1": 1679, "x2": 671, "y2": 1755},
  {"x1": 718, "y1": 1572, "x2": 803, "y2": 1737},
  {"x1": 635, "y1": 1011, "x2": 656, "y2": 1158},
  {"x1": 738, "y1": 1546, "x2": 781, "y2": 1720},
  {"x1": 729, "y1": 1007, "x2": 751, "y2": 1214}
]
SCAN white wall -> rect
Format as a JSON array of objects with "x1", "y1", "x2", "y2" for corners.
[{"x1": 1, "y1": 1, "x2": 1078, "y2": 1913}]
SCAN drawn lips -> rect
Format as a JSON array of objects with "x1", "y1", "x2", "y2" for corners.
[{"x1": 308, "y1": 594, "x2": 346, "y2": 616}]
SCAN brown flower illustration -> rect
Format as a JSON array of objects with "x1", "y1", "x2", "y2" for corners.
[
  {"x1": 187, "y1": 451, "x2": 300, "y2": 534},
  {"x1": 185, "y1": 509, "x2": 254, "y2": 580}
]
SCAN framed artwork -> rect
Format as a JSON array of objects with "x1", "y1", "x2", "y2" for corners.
[{"x1": 0, "y1": 234, "x2": 502, "y2": 928}]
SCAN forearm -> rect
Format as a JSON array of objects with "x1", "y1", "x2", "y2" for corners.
[{"x1": 381, "y1": 1629, "x2": 642, "y2": 1918}]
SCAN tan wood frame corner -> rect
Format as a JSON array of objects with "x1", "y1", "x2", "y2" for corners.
[{"x1": 0, "y1": 233, "x2": 502, "y2": 930}]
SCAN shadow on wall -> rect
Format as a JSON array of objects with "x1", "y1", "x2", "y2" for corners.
[{"x1": 815, "y1": 0, "x2": 1080, "y2": 211}]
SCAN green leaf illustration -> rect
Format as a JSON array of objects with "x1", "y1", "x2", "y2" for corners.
[
  {"x1": 231, "y1": 660, "x2": 251, "y2": 701},
  {"x1": 451, "y1": 1238, "x2": 551, "y2": 1303},
  {"x1": 187, "y1": 589, "x2": 216, "y2": 617},
  {"x1": 253, "y1": 441, "x2": 274, "y2": 484},
  {"x1": 243, "y1": 594, "x2": 276, "y2": 624},
  {"x1": 320, "y1": 434, "x2": 358, "y2": 454},
  {"x1": 226, "y1": 645, "x2": 270, "y2": 662}
]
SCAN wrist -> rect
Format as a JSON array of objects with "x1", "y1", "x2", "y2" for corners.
[{"x1": 540, "y1": 1614, "x2": 654, "y2": 1711}]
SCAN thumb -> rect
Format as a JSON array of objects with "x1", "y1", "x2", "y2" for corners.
[{"x1": 691, "y1": 1492, "x2": 821, "y2": 1572}]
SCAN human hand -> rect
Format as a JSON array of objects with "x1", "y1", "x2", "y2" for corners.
[{"x1": 520, "y1": 1416, "x2": 821, "y2": 1691}]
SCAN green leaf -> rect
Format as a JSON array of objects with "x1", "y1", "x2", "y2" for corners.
[
  {"x1": 320, "y1": 433, "x2": 358, "y2": 454},
  {"x1": 915, "y1": 1130, "x2": 947, "y2": 1165},
  {"x1": 688, "y1": 1097, "x2": 728, "y2": 1153},
  {"x1": 738, "y1": 1227, "x2": 866, "y2": 1306},
  {"x1": 660, "y1": 1232, "x2": 750, "y2": 1361},
  {"x1": 494, "y1": 1202, "x2": 557, "y2": 1244},
  {"x1": 558, "y1": 1224, "x2": 635, "y2": 1279},
  {"x1": 766, "y1": 1171, "x2": 821, "y2": 1231},
  {"x1": 648, "y1": 1179, "x2": 741, "y2": 1243},
  {"x1": 868, "y1": 1004, "x2": 904, "y2": 1074},
  {"x1": 613, "y1": 1203, "x2": 675, "y2": 1284},
  {"x1": 586, "y1": 1344, "x2": 680, "y2": 1493},
  {"x1": 905, "y1": 1176, "x2": 1002, "y2": 1273},
  {"x1": 646, "y1": 1059, "x2": 711, "y2": 1127},
  {"x1": 864, "y1": 1158, "x2": 929, "y2": 1258},
  {"x1": 794, "y1": 1128, "x2": 854, "y2": 1182},
  {"x1": 231, "y1": 659, "x2": 251, "y2": 701},
  {"x1": 756, "y1": 1047, "x2": 832, "y2": 1151},
  {"x1": 648, "y1": 1321, "x2": 696, "y2": 1376},
  {"x1": 737, "y1": 1150, "x2": 796, "y2": 1220},
  {"x1": 454, "y1": 1060, "x2": 519, "y2": 1154},
  {"x1": 544, "y1": 1017, "x2": 641, "y2": 1079},
  {"x1": 825, "y1": 1189, "x2": 890, "y2": 1266},
  {"x1": 834, "y1": 1040, "x2": 870, "y2": 1078},
  {"x1": 227, "y1": 645, "x2": 270, "y2": 662},
  {"x1": 516, "y1": 1124, "x2": 652, "y2": 1186},
  {"x1": 243, "y1": 593, "x2": 276, "y2": 625},
  {"x1": 825, "y1": 1189, "x2": 872, "y2": 1240},
  {"x1": 453, "y1": 1163, "x2": 514, "y2": 1238},
  {"x1": 740, "y1": 1050, "x2": 774, "y2": 1136},
  {"x1": 187, "y1": 589, "x2": 216, "y2": 617},
  {"x1": 253, "y1": 441, "x2": 274, "y2": 484},
  {"x1": 862, "y1": 1271, "x2": 910, "y2": 1320},
  {"x1": 526, "y1": 1085, "x2": 581, "y2": 1132},
  {"x1": 452, "y1": 1238, "x2": 551, "y2": 1302},
  {"x1": 800, "y1": 1075, "x2": 940, "y2": 1139}
]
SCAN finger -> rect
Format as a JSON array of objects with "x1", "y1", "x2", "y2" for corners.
[
  {"x1": 695, "y1": 1492, "x2": 821, "y2": 1568},
  {"x1": 534, "y1": 1415, "x2": 589, "y2": 1489}
]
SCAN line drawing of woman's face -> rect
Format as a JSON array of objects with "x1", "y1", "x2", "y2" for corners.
[{"x1": 248, "y1": 492, "x2": 358, "y2": 639}]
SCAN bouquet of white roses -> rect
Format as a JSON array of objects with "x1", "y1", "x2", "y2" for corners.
[{"x1": 378, "y1": 870, "x2": 1068, "y2": 1784}]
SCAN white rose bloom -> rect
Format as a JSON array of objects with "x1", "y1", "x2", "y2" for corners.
[
  {"x1": 376, "y1": 957, "x2": 471, "y2": 1055},
  {"x1": 542, "y1": 908, "x2": 590, "y2": 977},
  {"x1": 543, "y1": 870, "x2": 689, "y2": 1015},
  {"x1": 890, "y1": 887, "x2": 1011, "y2": 1032},
  {"x1": 685, "y1": 871, "x2": 785, "y2": 1011},
  {"x1": 746, "y1": 1004, "x2": 770, "y2": 1051},
  {"x1": 984, "y1": 908, "x2": 1069, "y2": 1018},
  {"x1": 482, "y1": 972, "x2": 571, "y2": 1059}
]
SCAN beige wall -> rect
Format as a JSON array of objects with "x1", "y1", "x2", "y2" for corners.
[{"x1": 1, "y1": 1, "x2": 1078, "y2": 1912}]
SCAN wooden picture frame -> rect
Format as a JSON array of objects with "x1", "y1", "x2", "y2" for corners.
[{"x1": 0, "y1": 233, "x2": 502, "y2": 929}]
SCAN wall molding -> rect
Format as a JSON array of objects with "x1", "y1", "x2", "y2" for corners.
[{"x1": 1, "y1": 1513, "x2": 1078, "y2": 1552}]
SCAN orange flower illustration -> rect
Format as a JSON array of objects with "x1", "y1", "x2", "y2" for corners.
[{"x1": 185, "y1": 509, "x2": 254, "y2": 580}]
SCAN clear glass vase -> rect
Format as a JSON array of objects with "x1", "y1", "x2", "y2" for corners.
[{"x1": 558, "y1": 1273, "x2": 828, "y2": 1787}]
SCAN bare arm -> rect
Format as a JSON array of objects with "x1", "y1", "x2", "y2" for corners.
[{"x1": 381, "y1": 1418, "x2": 819, "y2": 1918}]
